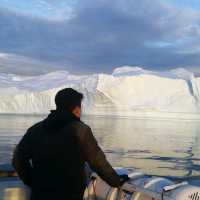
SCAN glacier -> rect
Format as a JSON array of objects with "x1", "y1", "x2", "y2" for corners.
[{"x1": 0, "y1": 66, "x2": 200, "y2": 119}]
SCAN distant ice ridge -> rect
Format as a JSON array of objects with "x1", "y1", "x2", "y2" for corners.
[{"x1": 0, "y1": 66, "x2": 200, "y2": 119}]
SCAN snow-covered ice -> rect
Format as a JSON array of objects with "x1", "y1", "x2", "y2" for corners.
[{"x1": 0, "y1": 66, "x2": 200, "y2": 119}]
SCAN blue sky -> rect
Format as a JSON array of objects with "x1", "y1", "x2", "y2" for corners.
[
  {"x1": 1, "y1": 0, "x2": 200, "y2": 16},
  {"x1": 0, "y1": 0, "x2": 200, "y2": 75},
  {"x1": 0, "y1": 0, "x2": 75, "y2": 20},
  {"x1": 168, "y1": 0, "x2": 200, "y2": 10}
]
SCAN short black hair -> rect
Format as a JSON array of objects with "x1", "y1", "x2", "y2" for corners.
[{"x1": 55, "y1": 88, "x2": 83, "y2": 111}]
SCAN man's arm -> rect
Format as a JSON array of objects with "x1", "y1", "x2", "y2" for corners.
[
  {"x1": 76, "y1": 123, "x2": 121, "y2": 187},
  {"x1": 12, "y1": 129, "x2": 32, "y2": 187}
]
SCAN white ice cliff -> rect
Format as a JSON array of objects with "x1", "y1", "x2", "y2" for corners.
[{"x1": 0, "y1": 66, "x2": 200, "y2": 119}]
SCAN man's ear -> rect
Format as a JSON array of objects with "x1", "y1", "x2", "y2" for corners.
[{"x1": 72, "y1": 106, "x2": 81, "y2": 118}]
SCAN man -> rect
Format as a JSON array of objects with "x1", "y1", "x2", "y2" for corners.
[{"x1": 12, "y1": 88, "x2": 128, "y2": 200}]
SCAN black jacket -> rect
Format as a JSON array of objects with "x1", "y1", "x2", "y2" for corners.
[{"x1": 12, "y1": 110, "x2": 121, "y2": 200}]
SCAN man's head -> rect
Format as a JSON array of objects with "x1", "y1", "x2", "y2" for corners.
[{"x1": 55, "y1": 88, "x2": 83, "y2": 118}]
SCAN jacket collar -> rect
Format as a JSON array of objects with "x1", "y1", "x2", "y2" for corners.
[{"x1": 43, "y1": 109, "x2": 80, "y2": 131}]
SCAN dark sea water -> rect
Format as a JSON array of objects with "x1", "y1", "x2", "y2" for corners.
[{"x1": 0, "y1": 114, "x2": 199, "y2": 186}]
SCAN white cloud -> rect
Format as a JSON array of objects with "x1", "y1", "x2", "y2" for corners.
[{"x1": 0, "y1": 52, "x2": 57, "y2": 75}]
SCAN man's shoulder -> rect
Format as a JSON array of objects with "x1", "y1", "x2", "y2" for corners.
[
  {"x1": 27, "y1": 121, "x2": 44, "y2": 134},
  {"x1": 70, "y1": 120, "x2": 91, "y2": 132},
  {"x1": 66, "y1": 121, "x2": 92, "y2": 141}
]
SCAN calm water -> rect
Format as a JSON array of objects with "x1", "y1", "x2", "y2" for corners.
[{"x1": 0, "y1": 114, "x2": 200, "y2": 185}]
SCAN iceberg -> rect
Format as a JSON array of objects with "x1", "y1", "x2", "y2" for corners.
[{"x1": 0, "y1": 66, "x2": 200, "y2": 119}]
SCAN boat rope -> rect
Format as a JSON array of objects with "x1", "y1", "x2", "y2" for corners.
[{"x1": 92, "y1": 178, "x2": 97, "y2": 200}]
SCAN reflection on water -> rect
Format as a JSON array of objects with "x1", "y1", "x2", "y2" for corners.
[
  {"x1": 0, "y1": 114, "x2": 200, "y2": 183},
  {"x1": 84, "y1": 116, "x2": 200, "y2": 179}
]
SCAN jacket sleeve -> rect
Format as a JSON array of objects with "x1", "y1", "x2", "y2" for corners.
[
  {"x1": 12, "y1": 129, "x2": 32, "y2": 187},
  {"x1": 76, "y1": 124, "x2": 121, "y2": 187}
]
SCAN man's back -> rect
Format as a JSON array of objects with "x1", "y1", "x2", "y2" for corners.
[
  {"x1": 35, "y1": 123, "x2": 88, "y2": 198},
  {"x1": 14, "y1": 110, "x2": 88, "y2": 199},
  {"x1": 13, "y1": 109, "x2": 121, "y2": 200}
]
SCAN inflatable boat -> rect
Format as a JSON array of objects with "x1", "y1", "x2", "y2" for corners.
[{"x1": 0, "y1": 166, "x2": 199, "y2": 200}]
